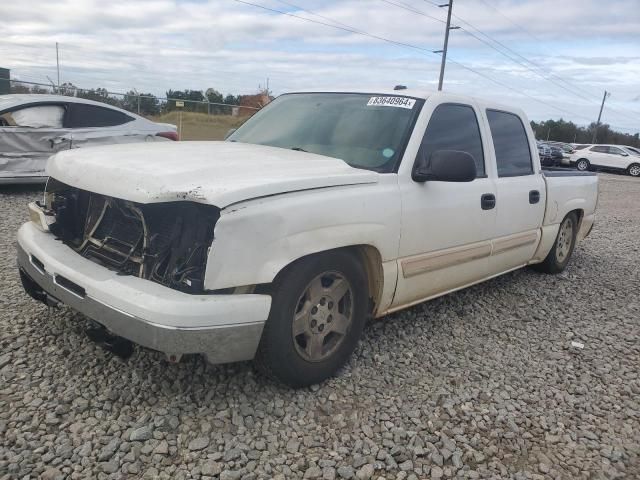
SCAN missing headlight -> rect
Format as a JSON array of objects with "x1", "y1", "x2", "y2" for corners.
[{"x1": 46, "y1": 180, "x2": 220, "y2": 294}]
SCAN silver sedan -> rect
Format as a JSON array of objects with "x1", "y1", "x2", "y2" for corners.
[{"x1": 0, "y1": 94, "x2": 178, "y2": 184}]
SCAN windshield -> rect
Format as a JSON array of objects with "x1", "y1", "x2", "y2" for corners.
[
  {"x1": 624, "y1": 146, "x2": 640, "y2": 156},
  {"x1": 228, "y1": 93, "x2": 423, "y2": 172}
]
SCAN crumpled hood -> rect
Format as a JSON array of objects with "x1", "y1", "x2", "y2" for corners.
[{"x1": 46, "y1": 141, "x2": 379, "y2": 207}]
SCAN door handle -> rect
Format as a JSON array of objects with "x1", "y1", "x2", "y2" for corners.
[
  {"x1": 529, "y1": 190, "x2": 540, "y2": 204},
  {"x1": 481, "y1": 193, "x2": 496, "y2": 210}
]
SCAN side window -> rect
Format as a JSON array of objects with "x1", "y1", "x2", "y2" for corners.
[
  {"x1": 419, "y1": 103, "x2": 485, "y2": 177},
  {"x1": 486, "y1": 109, "x2": 533, "y2": 177},
  {"x1": 590, "y1": 146, "x2": 607, "y2": 153},
  {"x1": 607, "y1": 146, "x2": 624, "y2": 155},
  {"x1": 65, "y1": 104, "x2": 133, "y2": 128}
]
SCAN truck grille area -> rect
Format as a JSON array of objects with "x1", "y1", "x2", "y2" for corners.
[{"x1": 46, "y1": 179, "x2": 219, "y2": 293}]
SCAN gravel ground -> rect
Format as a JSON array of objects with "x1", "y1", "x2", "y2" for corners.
[{"x1": 1, "y1": 173, "x2": 638, "y2": 480}]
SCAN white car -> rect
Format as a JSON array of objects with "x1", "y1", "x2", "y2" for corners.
[
  {"x1": 569, "y1": 144, "x2": 640, "y2": 177},
  {"x1": 0, "y1": 94, "x2": 178, "y2": 184},
  {"x1": 17, "y1": 90, "x2": 598, "y2": 387}
]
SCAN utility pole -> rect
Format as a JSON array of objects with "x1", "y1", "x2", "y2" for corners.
[
  {"x1": 436, "y1": 1, "x2": 458, "y2": 91},
  {"x1": 55, "y1": 42, "x2": 60, "y2": 91},
  {"x1": 592, "y1": 90, "x2": 610, "y2": 143}
]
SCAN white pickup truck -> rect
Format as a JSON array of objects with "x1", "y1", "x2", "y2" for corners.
[{"x1": 17, "y1": 90, "x2": 598, "y2": 387}]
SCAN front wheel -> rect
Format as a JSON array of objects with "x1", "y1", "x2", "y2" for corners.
[
  {"x1": 255, "y1": 250, "x2": 369, "y2": 387},
  {"x1": 628, "y1": 163, "x2": 640, "y2": 177},
  {"x1": 531, "y1": 212, "x2": 578, "y2": 274},
  {"x1": 576, "y1": 159, "x2": 590, "y2": 171}
]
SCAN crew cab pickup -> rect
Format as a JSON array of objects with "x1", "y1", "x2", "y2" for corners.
[{"x1": 17, "y1": 90, "x2": 598, "y2": 387}]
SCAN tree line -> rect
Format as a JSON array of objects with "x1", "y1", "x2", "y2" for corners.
[
  {"x1": 10, "y1": 82, "x2": 254, "y2": 116},
  {"x1": 531, "y1": 118, "x2": 639, "y2": 148}
]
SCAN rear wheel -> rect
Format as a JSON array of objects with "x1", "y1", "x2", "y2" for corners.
[
  {"x1": 532, "y1": 212, "x2": 578, "y2": 274},
  {"x1": 576, "y1": 159, "x2": 590, "y2": 171},
  {"x1": 628, "y1": 163, "x2": 640, "y2": 177},
  {"x1": 255, "y1": 250, "x2": 368, "y2": 387}
]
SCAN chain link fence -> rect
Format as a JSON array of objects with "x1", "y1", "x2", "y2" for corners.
[{"x1": 5, "y1": 79, "x2": 263, "y2": 141}]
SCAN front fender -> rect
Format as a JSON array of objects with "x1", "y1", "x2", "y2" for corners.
[{"x1": 203, "y1": 179, "x2": 400, "y2": 291}]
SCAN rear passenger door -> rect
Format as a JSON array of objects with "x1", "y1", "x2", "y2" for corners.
[
  {"x1": 586, "y1": 146, "x2": 609, "y2": 167},
  {"x1": 485, "y1": 109, "x2": 545, "y2": 274},
  {"x1": 65, "y1": 103, "x2": 139, "y2": 148}
]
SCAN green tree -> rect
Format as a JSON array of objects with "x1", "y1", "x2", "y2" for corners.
[{"x1": 121, "y1": 91, "x2": 161, "y2": 116}]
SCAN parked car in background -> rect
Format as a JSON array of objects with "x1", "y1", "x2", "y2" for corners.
[
  {"x1": 0, "y1": 94, "x2": 178, "y2": 184},
  {"x1": 537, "y1": 141, "x2": 564, "y2": 167},
  {"x1": 546, "y1": 141, "x2": 575, "y2": 157},
  {"x1": 570, "y1": 144, "x2": 640, "y2": 177},
  {"x1": 17, "y1": 89, "x2": 598, "y2": 386},
  {"x1": 546, "y1": 144, "x2": 564, "y2": 166},
  {"x1": 537, "y1": 141, "x2": 553, "y2": 166}
]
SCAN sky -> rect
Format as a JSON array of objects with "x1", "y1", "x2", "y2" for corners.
[{"x1": 1, "y1": 0, "x2": 639, "y2": 132}]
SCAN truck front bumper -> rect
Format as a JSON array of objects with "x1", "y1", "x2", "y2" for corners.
[{"x1": 16, "y1": 222, "x2": 271, "y2": 364}]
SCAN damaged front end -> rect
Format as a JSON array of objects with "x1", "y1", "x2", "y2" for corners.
[{"x1": 43, "y1": 178, "x2": 219, "y2": 293}]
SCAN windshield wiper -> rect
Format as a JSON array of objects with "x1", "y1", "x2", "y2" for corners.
[{"x1": 290, "y1": 147, "x2": 308, "y2": 152}]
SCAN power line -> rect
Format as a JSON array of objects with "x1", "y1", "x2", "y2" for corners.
[
  {"x1": 372, "y1": 1, "x2": 596, "y2": 120},
  {"x1": 274, "y1": 0, "x2": 370, "y2": 32},
  {"x1": 418, "y1": 0, "x2": 639, "y2": 124},
  {"x1": 472, "y1": 0, "x2": 545, "y2": 46},
  {"x1": 232, "y1": 0, "x2": 599, "y2": 123},
  {"x1": 379, "y1": 0, "x2": 445, "y2": 25},
  {"x1": 232, "y1": 0, "x2": 442, "y2": 55},
  {"x1": 412, "y1": 1, "x2": 600, "y2": 104}
]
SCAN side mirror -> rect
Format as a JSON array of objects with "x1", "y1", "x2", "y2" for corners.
[
  {"x1": 224, "y1": 128, "x2": 237, "y2": 140},
  {"x1": 412, "y1": 149, "x2": 477, "y2": 182},
  {"x1": 621, "y1": 152, "x2": 629, "y2": 156}
]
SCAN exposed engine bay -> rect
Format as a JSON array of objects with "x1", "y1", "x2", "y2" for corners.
[{"x1": 44, "y1": 179, "x2": 219, "y2": 293}]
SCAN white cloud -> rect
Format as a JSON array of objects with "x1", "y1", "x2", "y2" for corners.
[{"x1": 0, "y1": 0, "x2": 638, "y2": 131}]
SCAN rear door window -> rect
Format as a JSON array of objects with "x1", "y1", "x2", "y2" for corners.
[
  {"x1": 486, "y1": 110, "x2": 533, "y2": 177},
  {"x1": 65, "y1": 104, "x2": 133, "y2": 128},
  {"x1": 590, "y1": 146, "x2": 608, "y2": 153},
  {"x1": 607, "y1": 146, "x2": 624, "y2": 155},
  {"x1": 419, "y1": 103, "x2": 485, "y2": 177}
]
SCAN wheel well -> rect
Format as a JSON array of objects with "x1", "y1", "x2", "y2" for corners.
[{"x1": 272, "y1": 245, "x2": 384, "y2": 317}]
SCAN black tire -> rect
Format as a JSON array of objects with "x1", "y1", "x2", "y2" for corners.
[
  {"x1": 531, "y1": 212, "x2": 579, "y2": 274},
  {"x1": 255, "y1": 250, "x2": 369, "y2": 387},
  {"x1": 627, "y1": 163, "x2": 640, "y2": 177},
  {"x1": 575, "y1": 158, "x2": 590, "y2": 171}
]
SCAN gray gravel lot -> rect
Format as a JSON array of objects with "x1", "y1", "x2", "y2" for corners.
[{"x1": 1, "y1": 173, "x2": 639, "y2": 480}]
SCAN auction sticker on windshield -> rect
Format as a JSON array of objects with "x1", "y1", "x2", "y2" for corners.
[{"x1": 367, "y1": 96, "x2": 416, "y2": 109}]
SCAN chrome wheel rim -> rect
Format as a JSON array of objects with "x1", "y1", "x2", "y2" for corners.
[
  {"x1": 577, "y1": 160, "x2": 588, "y2": 171},
  {"x1": 629, "y1": 165, "x2": 640, "y2": 177},
  {"x1": 292, "y1": 271, "x2": 353, "y2": 362},
  {"x1": 556, "y1": 217, "x2": 574, "y2": 262}
]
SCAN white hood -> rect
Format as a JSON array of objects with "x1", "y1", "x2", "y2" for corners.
[{"x1": 46, "y1": 141, "x2": 379, "y2": 207}]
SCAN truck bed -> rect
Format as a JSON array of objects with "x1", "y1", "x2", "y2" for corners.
[{"x1": 542, "y1": 169, "x2": 598, "y2": 227}]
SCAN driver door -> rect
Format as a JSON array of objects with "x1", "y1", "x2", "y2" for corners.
[{"x1": 392, "y1": 101, "x2": 496, "y2": 308}]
